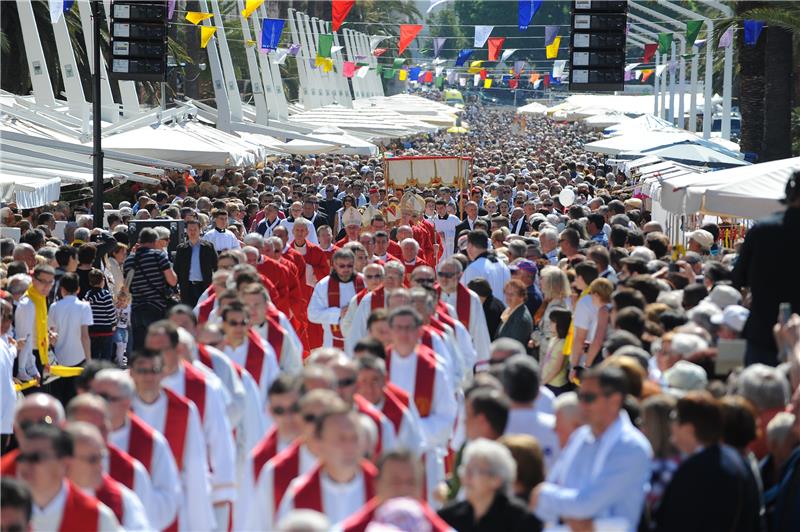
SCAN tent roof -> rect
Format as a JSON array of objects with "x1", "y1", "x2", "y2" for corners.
[{"x1": 623, "y1": 142, "x2": 748, "y2": 169}]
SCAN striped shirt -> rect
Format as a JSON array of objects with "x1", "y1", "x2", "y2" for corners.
[
  {"x1": 85, "y1": 288, "x2": 117, "y2": 334},
  {"x1": 123, "y1": 247, "x2": 171, "y2": 310}
]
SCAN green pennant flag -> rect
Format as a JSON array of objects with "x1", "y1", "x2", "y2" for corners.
[
  {"x1": 317, "y1": 34, "x2": 333, "y2": 58},
  {"x1": 658, "y1": 32, "x2": 673, "y2": 54},
  {"x1": 383, "y1": 67, "x2": 395, "y2": 79},
  {"x1": 435, "y1": 75, "x2": 444, "y2": 88},
  {"x1": 685, "y1": 20, "x2": 702, "y2": 48},
  {"x1": 356, "y1": 62, "x2": 369, "y2": 67},
  {"x1": 393, "y1": 58, "x2": 406, "y2": 68},
  {"x1": 376, "y1": 64, "x2": 383, "y2": 76}
]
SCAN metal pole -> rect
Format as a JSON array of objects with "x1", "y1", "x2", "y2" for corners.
[
  {"x1": 668, "y1": 43, "x2": 676, "y2": 124},
  {"x1": 703, "y1": 20, "x2": 713, "y2": 139},
  {"x1": 660, "y1": 53, "x2": 667, "y2": 119},
  {"x1": 91, "y1": 0, "x2": 104, "y2": 226},
  {"x1": 722, "y1": 43, "x2": 732, "y2": 139},
  {"x1": 654, "y1": 53, "x2": 660, "y2": 115},
  {"x1": 689, "y1": 47, "x2": 699, "y2": 132},
  {"x1": 161, "y1": 82, "x2": 167, "y2": 111},
  {"x1": 678, "y1": 38, "x2": 686, "y2": 128}
]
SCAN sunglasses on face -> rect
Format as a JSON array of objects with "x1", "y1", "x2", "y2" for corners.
[
  {"x1": 226, "y1": 320, "x2": 248, "y2": 327},
  {"x1": 337, "y1": 377, "x2": 357, "y2": 388},
  {"x1": 16, "y1": 417, "x2": 55, "y2": 432},
  {"x1": 95, "y1": 392, "x2": 126, "y2": 403},
  {"x1": 414, "y1": 278, "x2": 435, "y2": 284},
  {"x1": 271, "y1": 404, "x2": 301, "y2": 416},
  {"x1": 364, "y1": 274, "x2": 383, "y2": 280},
  {"x1": 437, "y1": 271, "x2": 458, "y2": 279},
  {"x1": 74, "y1": 453, "x2": 106, "y2": 465},
  {"x1": 17, "y1": 451, "x2": 57, "y2": 464},
  {"x1": 302, "y1": 413, "x2": 318, "y2": 424}
]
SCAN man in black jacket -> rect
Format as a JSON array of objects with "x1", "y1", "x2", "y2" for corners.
[
  {"x1": 654, "y1": 391, "x2": 761, "y2": 532},
  {"x1": 173, "y1": 219, "x2": 217, "y2": 307}
]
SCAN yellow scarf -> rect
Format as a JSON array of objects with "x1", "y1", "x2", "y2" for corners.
[
  {"x1": 25, "y1": 285, "x2": 49, "y2": 366},
  {"x1": 561, "y1": 287, "x2": 591, "y2": 357}
]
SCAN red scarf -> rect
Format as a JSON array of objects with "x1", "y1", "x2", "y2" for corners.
[
  {"x1": 244, "y1": 328, "x2": 268, "y2": 385},
  {"x1": 162, "y1": 389, "x2": 191, "y2": 471},
  {"x1": 0, "y1": 448, "x2": 18, "y2": 477},
  {"x1": 328, "y1": 274, "x2": 365, "y2": 348},
  {"x1": 292, "y1": 461, "x2": 377, "y2": 513},
  {"x1": 386, "y1": 346, "x2": 437, "y2": 417},
  {"x1": 182, "y1": 360, "x2": 207, "y2": 421},
  {"x1": 381, "y1": 388, "x2": 406, "y2": 434},
  {"x1": 251, "y1": 427, "x2": 279, "y2": 481},
  {"x1": 107, "y1": 444, "x2": 138, "y2": 490},
  {"x1": 197, "y1": 344, "x2": 213, "y2": 369},
  {"x1": 59, "y1": 481, "x2": 100, "y2": 532},
  {"x1": 262, "y1": 316, "x2": 286, "y2": 365},
  {"x1": 95, "y1": 474, "x2": 125, "y2": 523}
]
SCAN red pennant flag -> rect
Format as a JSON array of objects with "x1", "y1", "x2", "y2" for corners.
[
  {"x1": 422, "y1": 70, "x2": 433, "y2": 83},
  {"x1": 398, "y1": 24, "x2": 423, "y2": 54},
  {"x1": 342, "y1": 61, "x2": 356, "y2": 78},
  {"x1": 479, "y1": 69, "x2": 487, "y2": 80},
  {"x1": 543, "y1": 73, "x2": 550, "y2": 88},
  {"x1": 642, "y1": 69, "x2": 654, "y2": 82},
  {"x1": 487, "y1": 37, "x2": 505, "y2": 61},
  {"x1": 372, "y1": 48, "x2": 387, "y2": 57},
  {"x1": 332, "y1": 0, "x2": 355, "y2": 32},
  {"x1": 509, "y1": 79, "x2": 518, "y2": 89},
  {"x1": 643, "y1": 43, "x2": 657, "y2": 63}
]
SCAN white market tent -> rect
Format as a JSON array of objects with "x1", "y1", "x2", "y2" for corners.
[
  {"x1": 584, "y1": 130, "x2": 705, "y2": 156},
  {"x1": 517, "y1": 102, "x2": 548, "y2": 115},
  {"x1": 0, "y1": 176, "x2": 61, "y2": 208},
  {"x1": 305, "y1": 126, "x2": 379, "y2": 156},
  {"x1": 603, "y1": 114, "x2": 676, "y2": 135},
  {"x1": 621, "y1": 142, "x2": 748, "y2": 169},
  {"x1": 583, "y1": 112, "x2": 632, "y2": 130}
]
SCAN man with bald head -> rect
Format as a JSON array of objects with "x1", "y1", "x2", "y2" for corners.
[
  {"x1": 1, "y1": 394, "x2": 65, "y2": 477},
  {"x1": 12, "y1": 243, "x2": 36, "y2": 272}
]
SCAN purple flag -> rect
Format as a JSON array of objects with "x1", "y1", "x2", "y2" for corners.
[
  {"x1": 168, "y1": 0, "x2": 176, "y2": 20},
  {"x1": 433, "y1": 37, "x2": 446, "y2": 57},
  {"x1": 288, "y1": 43, "x2": 302, "y2": 56},
  {"x1": 544, "y1": 25, "x2": 559, "y2": 46},
  {"x1": 718, "y1": 27, "x2": 733, "y2": 48}
]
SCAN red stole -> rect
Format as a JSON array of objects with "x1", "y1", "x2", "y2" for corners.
[
  {"x1": 292, "y1": 461, "x2": 377, "y2": 513},
  {"x1": 386, "y1": 346, "x2": 437, "y2": 417},
  {"x1": 95, "y1": 473, "x2": 125, "y2": 523},
  {"x1": 381, "y1": 388, "x2": 407, "y2": 434},
  {"x1": 327, "y1": 274, "x2": 365, "y2": 348},
  {"x1": 420, "y1": 328, "x2": 435, "y2": 350},
  {"x1": 262, "y1": 316, "x2": 286, "y2": 365},
  {"x1": 455, "y1": 284, "x2": 472, "y2": 328},
  {"x1": 197, "y1": 293, "x2": 216, "y2": 325},
  {"x1": 162, "y1": 389, "x2": 192, "y2": 471},
  {"x1": 271, "y1": 442, "x2": 302, "y2": 512},
  {"x1": 0, "y1": 448, "x2": 18, "y2": 476},
  {"x1": 182, "y1": 360, "x2": 207, "y2": 421},
  {"x1": 125, "y1": 414, "x2": 156, "y2": 473},
  {"x1": 251, "y1": 427, "x2": 279, "y2": 481},
  {"x1": 371, "y1": 286, "x2": 385, "y2": 310},
  {"x1": 197, "y1": 344, "x2": 213, "y2": 369},
  {"x1": 244, "y1": 328, "x2": 268, "y2": 385},
  {"x1": 353, "y1": 395, "x2": 383, "y2": 456},
  {"x1": 108, "y1": 444, "x2": 138, "y2": 490},
  {"x1": 59, "y1": 481, "x2": 100, "y2": 532},
  {"x1": 386, "y1": 382, "x2": 410, "y2": 408}
]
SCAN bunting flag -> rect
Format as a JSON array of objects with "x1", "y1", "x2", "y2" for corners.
[
  {"x1": 544, "y1": 25, "x2": 559, "y2": 46},
  {"x1": 260, "y1": 18, "x2": 284, "y2": 50},
  {"x1": 357, "y1": 65, "x2": 370, "y2": 78},
  {"x1": 422, "y1": 71, "x2": 433, "y2": 83},
  {"x1": 658, "y1": 32, "x2": 673, "y2": 54},
  {"x1": 409, "y1": 67, "x2": 421, "y2": 81},
  {"x1": 63, "y1": 0, "x2": 74, "y2": 12},
  {"x1": 641, "y1": 69, "x2": 654, "y2": 82},
  {"x1": 398, "y1": 24, "x2": 424, "y2": 54},
  {"x1": 433, "y1": 37, "x2": 447, "y2": 57},
  {"x1": 518, "y1": 0, "x2": 542, "y2": 31},
  {"x1": 331, "y1": 45, "x2": 344, "y2": 54},
  {"x1": 241, "y1": 0, "x2": 265, "y2": 18},
  {"x1": 487, "y1": 37, "x2": 505, "y2": 61},
  {"x1": 468, "y1": 61, "x2": 484, "y2": 74},
  {"x1": 542, "y1": 73, "x2": 550, "y2": 88},
  {"x1": 513, "y1": 60, "x2": 526, "y2": 75},
  {"x1": 484, "y1": 78, "x2": 493, "y2": 89},
  {"x1": 432, "y1": 57, "x2": 447, "y2": 65},
  {"x1": 743, "y1": 20, "x2": 764, "y2": 47},
  {"x1": 718, "y1": 27, "x2": 733, "y2": 48},
  {"x1": 186, "y1": 11, "x2": 213, "y2": 25},
  {"x1": 545, "y1": 36, "x2": 561, "y2": 59},
  {"x1": 321, "y1": 58, "x2": 334, "y2": 73},
  {"x1": 655, "y1": 64, "x2": 667, "y2": 77},
  {"x1": 474, "y1": 25, "x2": 494, "y2": 48},
  {"x1": 200, "y1": 26, "x2": 217, "y2": 49},
  {"x1": 274, "y1": 48, "x2": 289, "y2": 64},
  {"x1": 435, "y1": 75, "x2": 444, "y2": 88},
  {"x1": 455, "y1": 49, "x2": 474, "y2": 67},
  {"x1": 399, "y1": 69, "x2": 408, "y2": 81},
  {"x1": 343, "y1": 61, "x2": 356, "y2": 78},
  {"x1": 625, "y1": 63, "x2": 640, "y2": 71},
  {"x1": 168, "y1": 0, "x2": 176, "y2": 20},
  {"x1": 509, "y1": 79, "x2": 518, "y2": 89},
  {"x1": 332, "y1": 0, "x2": 355, "y2": 31},
  {"x1": 288, "y1": 43, "x2": 302, "y2": 56},
  {"x1": 372, "y1": 48, "x2": 387, "y2": 57},
  {"x1": 552, "y1": 59, "x2": 566, "y2": 78},
  {"x1": 624, "y1": 69, "x2": 636, "y2": 82},
  {"x1": 370, "y1": 36, "x2": 388, "y2": 49},
  {"x1": 317, "y1": 34, "x2": 334, "y2": 58},
  {"x1": 685, "y1": 20, "x2": 702, "y2": 48},
  {"x1": 473, "y1": 74, "x2": 481, "y2": 86},
  {"x1": 479, "y1": 69, "x2": 487, "y2": 80},
  {"x1": 393, "y1": 58, "x2": 406, "y2": 68},
  {"x1": 694, "y1": 38, "x2": 707, "y2": 49},
  {"x1": 49, "y1": 0, "x2": 64, "y2": 24},
  {"x1": 459, "y1": 77, "x2": 466, "y2": 87},
  {"x1": 435, "y1": 66, "x2": 444, "y2": 76},
  {"x1": 500, "y1": 49, "x2": 518, "y2": 62},
  {"x1": 643, "y1": 43, "x2": 657, "y2": 63}
]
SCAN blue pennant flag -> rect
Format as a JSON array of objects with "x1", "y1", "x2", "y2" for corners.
[
  {"x1": 409, "y1": 67, "x2": 421, "y2": 81},
  {"x1": 261, "y1": 18, "x2": 285, "y2": 50},
  {"x1": 63, "y1": 0, "x2": 75, "y2": 11},
  {"x1": 455, "y1": 49, "x2": 474, "y2": 67},
  {"x1": 518, "y1": 0, "x2": 542, "y2": 31},
  {"x1": 743, "y1": 20, "x2": 764, "y2": 47}
]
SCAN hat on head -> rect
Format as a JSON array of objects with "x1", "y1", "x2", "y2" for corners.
[
  {"x1": 710, "y1": 304, "x2": 749, "y2": 332},
  {"x1": 687, "y1": 229, "x2": 714, "y2": 250},
  {"x1": 399, "y1": 194, "x2": 424, "y2": 215},
  {"x1": 704, "y1": 285, "x2": 742, "y2": 310},
  {"x1": 664, "y1": 360, "x2": 708, "y2": 396},
  {"x1": 342, "y1": 207, "x2": 362, "y2": 227},
  {"x1": 361, "y1": 205, "x2": 381, "y2": 227},
  {"x1": 509, "y1": 259, "x2": 538, "y2": 276},
  {"x1": 368, "y1": 187, "x2": 380, "y2": 194}
]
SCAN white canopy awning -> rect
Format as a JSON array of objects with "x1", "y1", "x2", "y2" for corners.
[
  {"x1": 622, "y1": 142, "x2": 749, "y2": 169},
  {"x1": 516, "y1": 102, "x2": 548, "y2": 115},
  {"x1": 584, "y1": 131, "x2": 702, "y2": 155},
  {"x1": 0, "y1": 176, "x2": 61, "y2": 208}
]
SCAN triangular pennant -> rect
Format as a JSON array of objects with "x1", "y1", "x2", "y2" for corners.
[
  {"x1": 49, "y1": 0, "x2": 64, "y2": 24},
  {"x1": 260, "y1": 18, "x2": 284, "y2": 50},
  {"x1": 518, "y1": 0, "x2": 543, "y2": 31},
  {"x1": 423, "y1": 71, "x2": 434, "y2": 83},
  {"x1": 545, "y1": 36, "x2": 561, "y2": 59},
  {"x1": 552, "y1": 59, "x2": 566, "y2": 78},
  {"x1": 398, "y1": 24, "x2": 424, "y2": 54},
  {"x1": 655, "y1": 64, "x2": 667, "y2": 77},
  {"x1": 455, "y1": 49, "x2": 474, "y2": 67},
  {"x1": 468, "y1": 60, "x2": 484, "y2": 74},
  {"x1": 487, "y1": 37, "x2": 505, "y2": 61},
  {"x1": 63, "y1": 0, "x2": 74, "y2": 12},
  {"x1": 433, "y1": 37, "x2": 447, "y2": 57},
  {"x1": 544, "y1": 25, "x2": 559, "y2": 46},
  {"x1": 409, "y1": 67, "x2": 421, "y2": 81},
  {"x1": 274, "y1": 48, "x2": 289, "y2": 65},
  {"x1": 393, "y1": 58, "x2": 406, "y2": 68},
  {"x1": 625, "y1": 63, "x2": 640, "y2": 71},
  {"x1": 168, "y1": 0, "x2": 176, "y2": 20},
  {"x1": 241, "y1": 0, "x2": 265, "y2": 19},
  {"x1": 743, "y1": 20, "x2": 764, "y2": 47},
  {"x1": 432, "y1": 58, "x2": 447, "y2": 65},
  {"x1": 288, "y1": 43, "x2": 302, "y2": 56},
  {"x1": 317, "y1": 34, "x2": 334, "y2": 58},
  {"x1": 321, "y1": 58, "x2": 334, "y2": 73},
  {"x1": 473, "y1": 74, "x2": 481, "y2": 87},
  {"x1": 719, "y1": 27, "x2": 733, "y2": 48},
  {"x1": 484, "y1": 78, "x2": 492, "y2": 89},
  {"x1": 513, "y1": 60, "x2": 526, "y2": 75},
  {"x1": 658, "y1": 32, "x2": 673, "y2": 54},
  {"x1": 642, "y1": 69, "x2": 654, "y2": 82},
  {"x1": 343, "y1": 61, "x2": 356, "y2": 78},
  {"x1": 435, "y1": 66, "x2": 444, "y2": 77},
  {"x1": 332, "y1": 0, "x2": 355, "y2": 32},
  {"x1": 331, "y1": 45, "x2": 344, "y2": 54},
  {"x1": 356, "y1": 65, "x2": 370, "y2": 78},
  {"x1": 543, "y1": 73, "x2": 550, "y2": 88},
  {"x1": 200, "y1": 26, "x2": 217, "y2": 49},
  {"x1": 383, "y1": 67, "x2": 395, "y2": 79},
  {"x1": 685, "y1": 20, "x2": 702, "y2": 48},
  {"x1": 509, "y1": 79, "x2": 518, "y2": 89},
  {"x1": 399, "y1": 69, "x2": 408, "y2": 81},
  {"x1": 370, "y1": 36, "x2": 388, "y2": 49},
  {"x1": 186, "y1": 11, "x2": 213, "y2": 25},
  {"x1": 459, "y1": 77, "x2": 466, "y2": 87},
  {"x1": 643, "y1": 43, "x2": 657, "y2": 63},
  {"x1": 435, "y1": 75, "x2": 443, "y2": 88},
  {"x1": 500, "y1": 49, "x2": 518, "y2": 62},
  {"x1": 479, "y1": 69, "x2": 487, "y2": 80},
  {"x1": 474, "y1": 25, "x2": 493, "y2": 48}
]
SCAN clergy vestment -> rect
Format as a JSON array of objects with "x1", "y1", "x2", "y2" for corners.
[
  {"x1": 31, "y1": 480, "x2": 121, "y2": 532},
  {"x1": 108, "y1": 414, "x2": 181, "y2": 530},
  {"x1": 222, "y1": 329, "x2": 280, "y2": 407},
  {"x1": 106, "y1": 444, "x2": 156, "y2": 527},
  {"x1": 376, "y1": 386, "x2": 426, "y2": 456},
  {"x1": 193, "y1": 344, "x2": 247, "y2": 429},
  {"x1": 252, "y1": 306, "x2": 303, "y2": 375},
  {"x1": 440, "y1": 285, "x2": 492, "y2": 367},
  {"x1": 308, "y1": 273, "x2": 365, "y2": 348},
  {"x1": 87, "y1": 473, "x2": 151, "y2": 531},
  {"x1": 131, "y1": 390, "x2": 215, "y2": 532},
  {"x1": 343, "y1": 285, "x2": 388, "y2": 355}
]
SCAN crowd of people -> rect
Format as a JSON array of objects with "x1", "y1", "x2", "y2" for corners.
[{"x1": 1, "y1": 101, "x2": 800, "y2": 532}]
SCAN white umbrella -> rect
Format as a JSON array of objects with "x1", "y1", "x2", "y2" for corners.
[
  {"x1": 628, "y1": 142, "x2": 748, "y2": 169},
  {"x1": 517, "y1": 102, "x2": 548, "y2": 115},
  {"x1": 583, "y1": 113, "x2": 632, "y2": 130},
  {"x1": 584, "y1": 131, "x2": 701, "y2": 155},
  {"x1": 604, "y1": 114, "x2": 677, "y2": 135}
]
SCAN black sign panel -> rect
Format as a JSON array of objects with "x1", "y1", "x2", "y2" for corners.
[
  {"x1": 569, "y1": 0, "x2": 627, "y2": 93},
  {"x1": 109, "y1": 1, "x2": 168, "y2": 82}
]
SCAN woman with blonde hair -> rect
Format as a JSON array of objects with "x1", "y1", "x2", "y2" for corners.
[{"x1": 532, "y1": 266, "x2": 573, "y2": 355}]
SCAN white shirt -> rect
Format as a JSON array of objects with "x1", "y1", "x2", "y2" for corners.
[
  {"x1": 109, "y1": 417, "x2": 181, "y2": 530},
  {"x1": 222, "y1": 337, "x2": 280, "y2": 407},
  {"x1": 101, "y1": 449, "x2": 155, "y2": 529},
  {"x1": 31, "y1": 481, "x2": 121, "y2": 532},
  {"x1": 235, "y1": 435, "x2": 294, "y2": 530},
  {"x1": 376, "y1": 396, "x2": 426, "y2": 456},
  {"x1": 48, "y1": 295, "x2": 93, "y2": 366},
  {"x1": 573, "y1": 294, "x2": 598, "y2": 343},
  {"x1": 308, "y1": 275, "x2": 359, "y2": 347},
  {"x1": 84, "y1": 481, "x2": 151, "y2": 531},
  {"x1": 440, "y1": 288, "x2": 492, "y2": 366},
  {"x1": 278, "y1": 469, "x2": 369, "y2": 526},
  {"x1": 433, "y1": 214, "x2": 460, "y2": 259},
  {"x1": 387, "y1": 348, "x2": 457, "y2": 448},
  {"x1": 13, "y1": 297, "x2": 40, "y2": 380},
  {"x1": 162, "y1": 363, "x2": 237, "y2": 504},
  {"x1": 192, "y1": 346, "x2": 245, "y2": 428},
  {"x1": 131, "y1": 392, "x2": 215, "y2": 532},
  {"x1": 0, "y1": 335, "x2": 16, "y2": 434},
  {"x1": 535, "y1": 386, "x2": 556, "y2": 416},
  {"x1": 462, "y1": 255, "x2": 511, "y2": 304},
  {"x1": 505, "y1": 407, "x2": 561, "y2": 472},
  {"x1": 343, "y1": 290, "x2": 387, "y2": 355},
  {"x1": 202, "y1": 229, "x2": 241, "y2": 252}
]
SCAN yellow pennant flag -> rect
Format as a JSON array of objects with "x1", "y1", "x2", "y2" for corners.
[
  {"x1": 245, "y1": 39, "x2": 257, "y2": 48},
  {"x1": 546, "y1": 36, "x2": 561, "y2": 59},
  {"x1": 200, "y1": 26, "x2": 217, "y2": 49},
  {"x1": 186, "y1": 11, "x2": 213, "y2": 25},
  {"x1": 468, "y1": 60, "x2": 484, "y2": 74},
  {"x1": 398, "y1": 69, "x2": 408, "y2": 81},
  {"x1": 484, "y1": 78, "x2": 492, "y2": 89},
  {"x1": 241, "y1": 0, "x2": 265, "y2": 19},
  {"x1": 321, "y1": 58, "x2": 334, "y2": 73}
]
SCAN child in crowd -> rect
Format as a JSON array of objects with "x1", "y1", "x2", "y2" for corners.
[
  {"x1": 114, "y1": 289, "x2": 131, "y2": 368},
  {"x1": 540, "y1": 307, "x2": 572, "y2": 395},
  {"x1": 85, "y1": 268, "x2": 117, "y2": 362}
]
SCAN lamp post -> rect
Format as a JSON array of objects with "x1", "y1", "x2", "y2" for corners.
[{"x1": 91, "y1": 0, "x2": 104, "y2": 225}]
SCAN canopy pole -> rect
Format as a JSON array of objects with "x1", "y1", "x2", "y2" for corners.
[{"x1": 91, "y1": 0, "x2": 104, "y2": 226}]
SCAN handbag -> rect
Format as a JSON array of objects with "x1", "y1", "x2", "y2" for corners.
[{"x1": 128, "y1": 250, "x2": 180, "y2": 309}]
